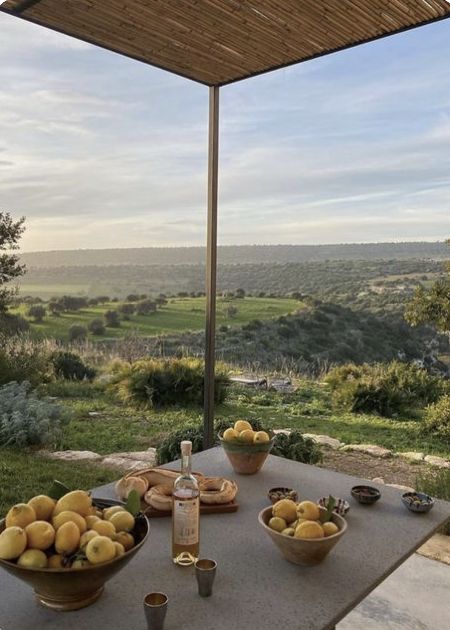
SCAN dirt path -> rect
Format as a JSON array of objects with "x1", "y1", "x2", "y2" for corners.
[{"x1": 319, "y1": 450, "x2": 428, "y2": 487}]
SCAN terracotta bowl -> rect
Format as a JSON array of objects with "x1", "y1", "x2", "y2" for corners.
[
  {"x1": 219, "y1": 436, "x2": 274, "y2": 474},
  {"x1": 258, "y1": 506, "x2": 347, "y2": 566},
  {"x1": 0, "y1": 498, "x2": 149, "y2": 611}
]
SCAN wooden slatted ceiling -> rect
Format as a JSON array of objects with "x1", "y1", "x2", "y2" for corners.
[{"x1": 2, "y1": 0, "x2": 450, "y2": 86}]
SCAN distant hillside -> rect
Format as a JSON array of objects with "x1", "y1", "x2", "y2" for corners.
[{"x1": 20, "y1": 241, "x2": 449, "y2": 268}]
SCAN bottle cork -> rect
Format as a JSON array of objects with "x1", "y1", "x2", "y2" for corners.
[{"x1": 181, "y1": 440, "x2": 192, "y2": 456}]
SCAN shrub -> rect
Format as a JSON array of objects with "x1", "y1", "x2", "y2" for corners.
[
  {"x1": 0, "y1": 381, "x2": 67, "y2": 447},
  {"x1": 112, "y1": 358, "x2": 229, "y2": 407},
  {"x1": 27, "y1": 304, "x2": 46, "y2": 322},
  {"x1": 136, "y1": 300, "x2": 156, "y2": 315},
  {"x1": 0, "y1": 312, "x2": 30, "y2": 335},
  {"x1": 88, "y1": 318, "x2": 106, "y2": 336},
  {"x1": 422, "y1": 395, "x2": 450, "y2": 442},
  {"x1": 105, "y1": 310, "x2": 121, "y2": 327},
  {"x1": 416, "y1": 468, "x2": 450, "y2": 534},
  {"x1": 271, "y1": 431, "x2": 322, "y2": 464},
  {"x1": 68, "y1": 325, "x2": 88, "y2": 342},
  {"x1": 51, "y1": 351, "x2": 96, "y2": 381},
  {"x1": 0, "y1": 336, "x2": 53, "y2": 386},
  {"x1": 325, "y1": 361, "x2": 446, "y2": 417}
]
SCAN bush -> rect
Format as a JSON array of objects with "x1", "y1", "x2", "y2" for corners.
[
  {"x1": 105, "y1": 310, "x2": 121, "y2": 327},
  {"x1": 157, "y1": 422, "x2": 322, "y2": 466},
  {"x1": 422, "y1": 395, "x2": 450, "y2": 442},
  {"x1": 0, "y1": 336, "x2": 53, "y2": 386},
  {"x1": 136, "y1": 300, "x2": 156, "y2": 315},
  {"x1": 51, "y1": 351, "x2": 96, "y2": 381},
  {"x1": 112, "y1": 358, "x2": 229, "y2": 408},
  {"x1": 27, "y1": 304, "x2": 46, "y2": 322},
  {"x1": 325, "y1": 361, "x2": 446, "y2": 417},
  {"x1": 416, "y1": 468, "x2": 450, "y2": 534},
  {"x1": 88, "y1": 318, "x2": 106, "y2": 336},
  {"x1": 68, "y1": 325, "x2": 88, "y2": 342},
  {"x1": 0, "y1": 312, "x2": 30, "y2": 335},
  {"x1": 0, "y1": 381, "x2": 67, "y2": 447}
]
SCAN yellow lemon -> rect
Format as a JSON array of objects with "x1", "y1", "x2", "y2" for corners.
[
  {"x1": 109, "y1": 511, "x2": 135, "y2": 533},
  {"x1": 86, "y1": 515, "x2": 101, "y2": 529},
  {"x1": 55, "y1": 521, "x2": 80, "y2": 555},
  {"x1": 114, "y1": 542, "x2": 126, "y2": 557},
  {"x1": 114, "y1": 531, "x2": 134, "y2": 551},
  {"x1": 80, "y1": 530, "x2": 99, "y2": 549},
  {"x1": 0, "y1": 526, "x2": 27, "y2": 560},
  {"x1": 282, "y1": 527, "x2": 295, "y2": 537},
  {"x1": 234, "y1": 420, "x2": 253, "y2": 433},
  {"x1": 268, "y1": 516, "x2": 287, "y2": 533},
  {"x1": 92, "y1": 520, "x2": 116, "y2": 538},
  {"x1": 71, "y1": 558, "x2": 91, "y2": 569},
  {"x1": 103, "y1": 506, "x2": 126, "y2": 521},
  {"x1": 24, "y1": 521, "x2": 55, "y2": 550},
  {"x1": 48, "y1": 554, "x2": 65, "y2": 569},
  {"x1": 27, "y1": 495, "x2": 56, "y2": 521},
  {"x1": 223, "y1": 428, "x2": 239, "y2": 442},
  {"x1": 253, "y1": 431, "x2": 270, "y2": 443},
  {"x1": 322, "y1": 521, "x2": 339, "y2": 537},
  {"x1": 5, "y1": 504, "x2": 36, "y2": 529},
  {"x1": 238, "y1": 429, "x2": 255, "y2": 443},
  {"x1": 296, "y1": 501, "x2": 320, "y2": 521},
  {"x1": 17, "y1": 549, "x2": 48, "y2": 569},
  {"x1": 294, "y1": 520, "x2": 324, "y2": 539},
  {"x1": 273, "y1": 499, "x2": 297, "y2": 524},
  {"x1": 52, "y1": 511, "x2": 87, "y2": 534},
  {"x1": 85, "y1": 536, "x2": 116, "y2": 565},
  {"x1": 54, "y1": 490, "x2": 92, "y2": 517}
]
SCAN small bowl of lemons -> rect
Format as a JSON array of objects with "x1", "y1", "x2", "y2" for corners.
[{"x1": 219, "y1": 420, "x2": 274, "y2": 474}]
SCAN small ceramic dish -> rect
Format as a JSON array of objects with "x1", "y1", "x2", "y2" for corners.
[
  {"x1": 268, "y1": 487, "x2": 298, "y2": 504},
  {"x1": 402, "y1": 492, "x2": 435, "y2": 513},
  {"x1": 317, "y1": 496, "x2": 350, "y2": 516},
  {"x1": 351, "y1": 485, "x2": 381, "y2": 505}
]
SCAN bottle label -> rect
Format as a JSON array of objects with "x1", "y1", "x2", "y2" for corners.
[{"x1": 173, "y1": 498, "x2": 199, "y2": 545}]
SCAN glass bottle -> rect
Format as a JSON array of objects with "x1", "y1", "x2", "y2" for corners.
[{"x1": 171, "y1": 440, "x2": 200, "y2": 565}]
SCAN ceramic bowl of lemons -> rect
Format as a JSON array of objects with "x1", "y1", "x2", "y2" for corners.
[
  {"x1": 219, "y1": 420, "x2": 275, "y2": 474},
  {"x1": 258, "y1": 504, "x2": 347, "y2": 566},
  {"x1": 0, "y1": 498, "x2": 149, "y2": 611}
]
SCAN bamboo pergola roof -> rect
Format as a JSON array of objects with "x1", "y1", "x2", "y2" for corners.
[{"x1": 2, "y1": 0, "x2": 450, "y2": 86}]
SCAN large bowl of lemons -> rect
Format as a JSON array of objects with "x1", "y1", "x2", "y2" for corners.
[
  {"x1": 0, "y1": 489, "x2": 149, "y2": 611},
  {"x1": 219, "y1": 420, "x2": 274, "y2": 474},
  {"x1": 258, "y1": 498, "x2": 347, "y2": 565}
]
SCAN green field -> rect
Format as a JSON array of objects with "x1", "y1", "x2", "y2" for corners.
[{"x1": 13, "y1": 296, "x2": 302, "y2": 341}]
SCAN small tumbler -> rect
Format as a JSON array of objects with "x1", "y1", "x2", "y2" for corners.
[
  {"x1": 195, "y1": 558, "x2": 217, "y2": 597},
  {"x1": 143, "y1": 592, "x2": 168, "y2": 630}
]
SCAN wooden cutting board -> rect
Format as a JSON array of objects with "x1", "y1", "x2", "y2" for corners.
[{"x1": 142, "y1": 499, "x2": 239, "y2": 518}]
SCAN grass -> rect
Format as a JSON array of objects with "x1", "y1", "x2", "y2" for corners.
[
  {"x1": 13, "y1": 296, "x2": 302, "y2": 341},
  {"x1": 0, "y1": 449, "x2": 117, "y2": 516}
]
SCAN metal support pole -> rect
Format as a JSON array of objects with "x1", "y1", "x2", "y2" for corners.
[{"x1": 203, "y1": 85, "x2": 219, "y2": 449}]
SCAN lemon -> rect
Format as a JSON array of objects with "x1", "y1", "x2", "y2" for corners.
[
  {"x1": 294, "y1": 520, "x2": 324, "y2": 539},
  {"x1": 109, "y1": 511, "x2": 135, "y2": 533},
  {"x1": 0, "y1": 526, "x2": 27, "y2": 560},
  {"x1": 92, "y1": 520, "x2": 116, "y2": 538},
  {"x1": 223, "y1": 428, "x2": 239, "y2": 442},
  {"x1": 238, "y1": 429, "x2": 255, "y2": 443},
  {"x1": 234, "y1": 420, "x2": 253, "y2": 433},
  {"x1": 114, "y1": 531, "x2": 134, "y2": 551},
  {"x1": 5, "y1": 504, "x2": 36, "y2": 529},
  {"x1": 296, "y1": 501, "x2": 320, "y2": 521},
  {"x1": 322, "y1": 522, "x2": 339, "y2": 537},
  {"x1": 114, "y1": 542, "x2": 126, "y2": 557},
  {"x1": 103, "y1": 506, "x2": 126, "y2": 521},
  {"x1": 52, "y1": 511, "x2": 87, "y2": 534},
  {"x1": 253, "y1": 431, "x2": 270, "y2": 443},
  {"x1": 80, "y1": 530, "x2": 99, "y2": 549},
  {"x1": 273, "y1": 499, "x2": 297, "y2": 524},
  {"x1": 17, "y1": 549, "x2": 48, "y2": 569},
  {"x1": 27, "y1": 495, "x2": 56, "y2": 521},
  {"x1": 268, "y1": 516, "x2": 287, "y2": 532},
  {"x1": 55, "y1": 521, "x2": 80, "y2": 555},
  {"x1": 86, "y1": 536, "x2": 116, "y2": 564},
  {"x1": 25, "y1": 521, "x2": 55, "y2": 550},
  {"x1": 48, "y1": 554, "x2": 65, "y2": 569},
  {"x1": 54, "y1": 490, "x2": 92, "y2": 517}
]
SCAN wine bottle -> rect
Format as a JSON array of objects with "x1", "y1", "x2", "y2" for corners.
[{"x1": 172, "y1": 440, "x2": 200, "y2": 565}]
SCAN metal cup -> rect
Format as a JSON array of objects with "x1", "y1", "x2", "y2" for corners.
[
  {"x1": 143, "y1": 592, "x2": 168, "y2": 630},
  {"x1": 195, "y1": 558, "x2": 217, "y2": 597}
]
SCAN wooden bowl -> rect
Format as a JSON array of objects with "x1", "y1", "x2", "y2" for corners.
[
  {"x1": 258, "y1": 506, "x2": 347, "y2": 566},
  {"x1": 219, "y1": 436, "x2": 274, "y2": 474},
  {"x1": 0, "y1": 499, "x2": 149, "y2": 611}
]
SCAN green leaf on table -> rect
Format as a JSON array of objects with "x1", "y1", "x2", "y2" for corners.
[
  {"x1": 48, "y1": 479, "x2": 71, "y2": 500},
  {"x1": 125, "y1": 489, "x2": 140, "y2": 516},
  {"x1": 324, "y1": 495, "x2": 336, "y2": 522}
]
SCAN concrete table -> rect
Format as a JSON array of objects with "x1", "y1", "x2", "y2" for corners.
[{"x1": 1, "y1": 448, "x2": 449, "y2": 630}]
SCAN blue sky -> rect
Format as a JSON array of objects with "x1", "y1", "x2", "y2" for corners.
[{"x1": 1, "y1": 12, "x2": 450, "y2": 251}]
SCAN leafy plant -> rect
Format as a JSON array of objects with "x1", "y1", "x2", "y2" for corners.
[
  {"x1": 111, "y1": 358, "x2": 229, "y2": 408},
  {"x1": 271, "y1": 430, "x2": 322, "y2": 464},
  {"x1": 0, "y1": 335, "x2": 53, "y2": 386},
  {"x1": 422, "y1": 395, "x2": 450, "y2": 443},
  {"x1": 51, "y1": 351, "x2": 96, "y2": 381},
  {"x1": 88, "y1": 318, "x2": 106, "y2": 335},
  {"x1": 68, "y1": 325, "x2": 88, "y2": 342},
  {"x1": 0, "y1": 381, "x2": 67, "y2": 447}
]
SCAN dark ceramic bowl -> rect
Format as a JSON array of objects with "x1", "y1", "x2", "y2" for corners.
[
  {"x1": 268, "y1": 487, "x2": 298, "y2": 504},
  {"x1": 0, "y1": 498, "x2": 149, "y2": 611},
  {"x1": 317, "y1": 497, "x2": 350, "y2": 516},
  {"x1": 351, "y1": 485, "x2": 381, "y2": 505},
  {"x1": 402, "y1": 492, "x2": 435, "y2": 514}
]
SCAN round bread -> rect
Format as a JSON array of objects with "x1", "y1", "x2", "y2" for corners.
[
  {"x1": 144, "y1": 484, "x2": 173, "y2": 512},
  {"x1": 199, "y1": 477, "x2": 237, "y2": 505},
  {"x1": 115, "y1": 476, "x2": 149, "y2": 500}
]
